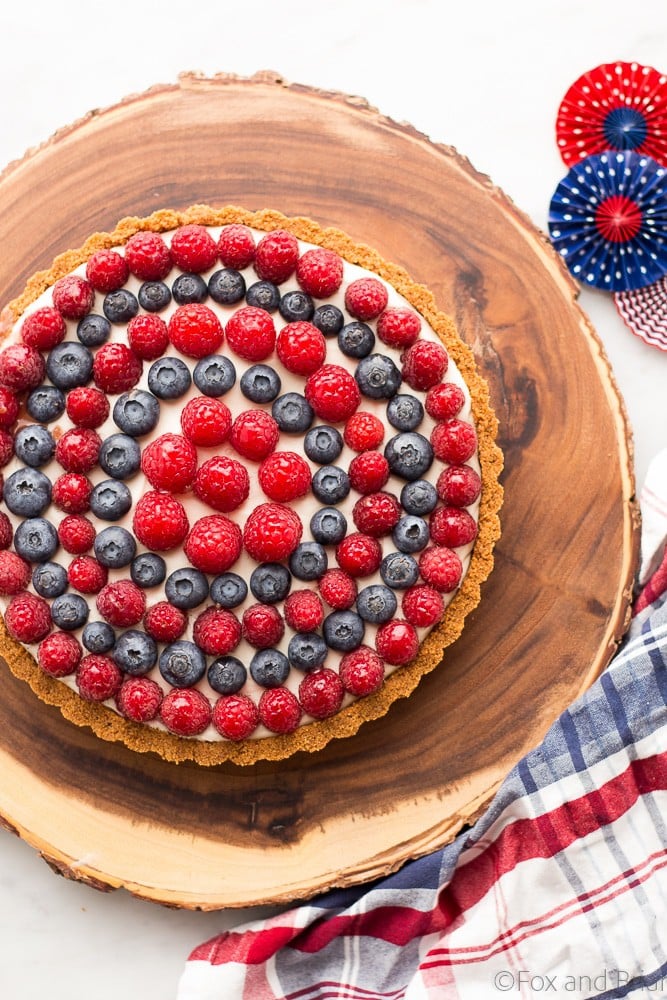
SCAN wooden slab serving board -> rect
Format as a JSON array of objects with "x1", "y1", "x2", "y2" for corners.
[{"x1": 0, "y1": 72, "x2": 639, "y2": 909}]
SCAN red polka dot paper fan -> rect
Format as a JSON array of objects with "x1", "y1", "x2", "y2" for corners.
[
  {"x1": 615, "y1": 275, "x2": 667, "y2": 350},
  {"x1": 557, "y1": 61, "x2": 667, "y2": 168}
]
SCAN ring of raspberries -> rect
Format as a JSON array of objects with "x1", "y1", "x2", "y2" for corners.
[{"x1": 0, "y1": 215, "x2": 482, "y2": 750}]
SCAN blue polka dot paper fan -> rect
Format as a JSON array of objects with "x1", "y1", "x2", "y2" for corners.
[{"x1": 548, "y1": 150, "x2": 667, "y2": 291}]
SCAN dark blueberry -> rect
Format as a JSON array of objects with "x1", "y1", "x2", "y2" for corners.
[
  {"x1": 210, "y1": 572, "x2": 248, "y2": 609},
  {"x1": 355, "y1": 354, "x2": 402, "y2": 399},
  {"x1": 208, "y1": 656, "x2": 247, "y2": 695},
  {"x1": 14, "y1": 425, "x2": 55, "y2": 467},
  {"x1": 32, "y1": 562, "x2": 68, "y2": 599},
  {"x1": 387, "y1": 394, "x2": 425, "y2": 431},
  {"x1": 26, "y1": 385, "x2": 65, "y2": 423},
  {"x1": 322, "y1": 610, "x2": 365, "y2": 652},
  {"x1": 279, "y1": 290, "x2": 314, "y2": 322},
  {"x1": 309, "y1": 507, "x2": 348, "y2": 545},
  {"x1": 393, "y1": 515, "x2": 429, "y2": 553},
  {"x1": 172, "y1": 272, "x2": 209, "y2": 304},
  {"x1": 82, "y1": 620, "x2": 116, "y2": 654},
  {"x1": 385, "y1": 432, "x2": 433, "y2": 481},
  {"x1": 89, "y1": 480, "x2": 132, "y2": 521},
  {"x1": 77, "y1": 313, "x2": 111, "y2": 347},
  {"x1": 208, "y1": 268, "x2": 246, "y2": 304},
  {"x1": 400, "y1": 479, "x2": 438, "y2": 516},
  {"x1": 98, "y1": 433, "x2": 141, "y2": 480},
  {"x1": 312, "y1": 304, "x2": 344, "y2": 336},
  {"x1": 304, "y1": 425, "x2": 343, "y2": 464},
  {"x1": 193, "y1": 354, "x2": 236, "y2": 397},
  {"x1": 130, "y1": 553, "x2": 167, "y2": 589},
  {"x1": 147, "y1": 356, "x2": 192, "y2": 399},
  {"x1": 94, "y1": 526, "x2": 137, "y2": 568},
  {"x1": 249, "y1": 563, "x2": 292, "y2": 604},
  {"x1": 249, "y1": 648, "x2": 290, "y2": 688},
  {"x1": 380, "y1": 551, "x2": 420, "y2": 589},
  {"x1": 272, "y1": 392, "x2": 314, "y2": 433},
  {"x1": 165, "y1": 568, "x2": 209, "y2": 609},
  {"x1": 103, "y1": 288, "x2": 139, "y2": 324},
  {"x1": 51, "y1": 593, "x2": 89, "y2": 631},
  {"x1": 138, "y1": 281, "x2": 172, "y2": 313},
  {"x1": 338, "y1": 321, "x2": 375, "y2": 359},
  {"x1": 46, "y1": 342, "x2": 94, "y2": 390},
  {"x1": 240, "y1": 364, "x2": 281, "y2": 404},
  {"x1": 112, "y1": 629, "x2": 158, "y2": 675},
  {"x1": 159, "y1": 640, "x2": 206, "y2": 688},
  {"x1": 289, "y1": 541, "x2": 328, "y2": 580},
  {"x1": 246, "y1": 280, "x2": 280, "y2": 312},
  {"x1": 113, "y1": 389, "x2": 160, "y2": 437},
  {"x1": 311, "y1": 465, "x2": 350, "y2": 505},
  {"x1": 13, "y1": 518, "x2": 57, "y2": 562},
  {"x1": 287, "y1": 632, "x2": 328, "y2": 671},
  {"x1": 4, "y1": 468, "x2": 51, "y2": 517},
  {"x1": 356, "y1": 584, "x2": 397, "y2": 624}
]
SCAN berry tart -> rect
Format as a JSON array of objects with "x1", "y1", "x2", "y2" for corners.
[{"x1": 0, "y1": 206, "x2": 502, "y2": 764}]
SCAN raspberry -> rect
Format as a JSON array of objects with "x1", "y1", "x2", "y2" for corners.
[
  {"x1": 192, "y1": 607, "x2": 242, "y2": 655},
  {"x1": 212, "y1": 693, "x2": 259, "y2": 741},
  {"x1": 419, "y1": 546, "x2": 463, "y2": 592},
  {"x1": 225, "y1": 306, "x2": 276, "y2": 361},
  {"x1": 55, "y1": 428, "x2": 101, "y2": 474},
  {"x1": 402, "y1": 341, "x2": 449, "y2": 391},
  {"x1": 0, "y1": 512, "x2": 13, "y2": 549},
  {"x1": 0, "y1": 432, "x2": 13, "y2": 467},
  {"x1": 429, "y1": 507, "x2": 478, "y2": 547},
  {"x1": 258, "y1": 451, "x2": 311, "y2": 502},
  {"x1": 304, "y1": 364, "x2": 361, "y2": 422},
  {"x1": 217, "y1": 224, "x2": 256, "y2": 269},
  {"x1": 52, "y1": 473, "x2": 92, "y2": 514},
  {"x1": 296, "y1": 247, "x2": 344, "y2": 298},
  {"x1": 0, "y1": 344, "x2": 46, "y2": 393},
  {"x1": 425, "y1": 382, "x2": 465, "y2": 420},
  {"x1": 115, "y1": 676, "x2": 163, "y2": 723},
  {"x1": 339, "y1": 646, "x2": 385, "y2": 696},
  {"x1": 276, "y1": 321, "x2": 326, "y2": 375},
  {"x1": 344, "y1": 277, "x2": 388, "y2": 321},
  {"x1": 21, "y1": 306, "x2": 66, "y2": 351},
  {"x1": 58, "y1": 515, "x2": 96, "y2": 554},
  {"x1": 402, "y1": 585, "x2": 445, "y2": 627},
  {"x1": 242, "y1": 603, "x2": 284, "y2": 648},
  {"x1": 344, "y1": 412, "x2": 384, "y2": 452},
  {"x1": 299, "y1": 668, "x2": 344, "y2": 720},
  {"x1": 160, "y1": 688, "x2": 212, "y2": 736},
  {"x1": 318, "y1": 568, "x2": 358, "y2": 610},
  {"x1": 284, "y1": 589, "x2": 324, "y2": 632},
  {"x1": 375, "y1": 619, "x2": 419, "y2": 665},
  {"x1": 85, "y1": 249, "x2": 130, "y2": 293},
  {"x1": 93, "y1": 343, "x2": 142, "y2": 393},
  {"x1": 376, "y1": 306, "x2": 421, "y2": 348},
  {"x1": 194, "y1": 456, "x2": 249, "y2": 513},
  {"x1": 67, "y1": 556, "x2": 108, "y2": 594},
  {"x1": 141, "y1": 433, "x2": 197, "y2": 493},
  {"x1": 65, "y1": 386, "x2": 110, "y2": 429},
  {"x1": 143, "y1": 601, "x2": 188, "y2": 643},
  {"x1": 348, "y1": 451, "x2": 390, "y2": 494},
  {"x1": 185, "y1": 515, "x2": 243, "y2": 574},
  {"x1": 181, "y1": 396, "x2": 231, "y2": 446},
  {"x1": 96, "y1": 580, "x2": 146, "y2": 627},
  {"x1": 170, "y1": 224, "x2": 218, "y2": 273},
  {"x1": 436, "y1": 465, "x2": 482, "y2": 507},
  {"x1": 127, "y1": 313, "x2": 169, "y2": 360},
  {"x1": 243, "y1": 503, "x2": 303, "y2": 562},
  {"x1": 168, "y1": 303, "x2": 224, "y2": 359},
  {"x1": 124, "y1": 231, "x2": 172, "y2": 281},
  {"x1": 76, "y1": 654, "x2": 122, "y2": 701},
  {"x1": 431, "y1": 419, "x2": 477, "y2": 464},
  {"x1": 38, "y1": 631, "x2": 82, "y2": 678},
  {"x1": 352, "y1": 492, "x2": 401, "y2": 536},
  {"x1": 230, "y1": 409, "x2": 280, "y2": 461},
  {"x1": 52, "y1": 275, "x2": 94, "y2": 319},
  {"x1": 254, "y1": 229, "x2": 299, "y2": 284},
  {"x1": 0, "y1": 551, "x2": 30, "y2": 595},
  {"x1": 0, "y1": 388, "x2": 18, "y2": 430},
  {"x1": 5, "y1": 592, "x2": 52, "y2": 643},
  {"x1": 132, "y1": 491, "x2": 190, "y2": 551},
  {"x1": 258, "y1": 687, "x2": 302, "y2": 734},
  {"x1": 336, "y1": 533, "x2": 382, "y2": 577}
]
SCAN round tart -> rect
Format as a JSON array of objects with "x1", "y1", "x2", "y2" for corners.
[{"x1": 0, "y1": 206, "x2": 502, "y2": 764}]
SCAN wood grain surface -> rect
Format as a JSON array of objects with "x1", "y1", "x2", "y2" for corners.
[{"x1": 0, "y1": 72, "x2": 639, "y2": 909}]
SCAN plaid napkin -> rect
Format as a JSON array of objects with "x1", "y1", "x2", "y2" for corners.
[{"x1": 178, "y1": 454, "x2": 667, "y2": 1000}]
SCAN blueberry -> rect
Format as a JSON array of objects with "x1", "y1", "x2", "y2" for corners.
[
  {"x1": 246, "y1": 280, "x2": 280, "y2": 312},
  {"x1": 165, "y1": 568, "x2": 209, "y2": 609},
  {"x1": 46, "y1": 342, "x2": 94, "y2": 390},
  {"x1": 130, "y1": 553, "x2": 166, "y2": 588},
  {"x1": 112, "y1": 629, "x2": 158, "y2": 675},
  {"x1": 311, "y1": 465, "x2": 350, "y2": 505},
  {"x1": 14, "y1": 518, "x2": 58, "y2": 562},
  {"x1": 26, "y1": 385, "x2": 65, "y2": 423},
  {"x1": 4, "y1": 468, "x2": 51, "y2": 517},
  {"x1": 393, "y1": 515, "x2": 429, "y2": 553},
  {"x1": 208, "y1": 269, "x2": 246, "y2": 304},
  {"x1": 385, "y1": 432, "x2": 433, "y2": 481},
  {"x1": 210, "y1": 573, "x2": 248, "y2": 608},
  {"x1": 113, "y1": 390, "x2": 160, "y2": 437},
  {"x1": 355, "y1": 354, "x2": 402, "y2": 399},
  {"x1": 249, "y1": 648, "x2": 290, "y2": 688},
  {"x1": 77, "y1": 313, "x2": 111, "y2": 347},
  {"x1": 172, "y1": 273, "x2": 209, "y2": 304},
  {"x1": 400, "y1": 479, "x2": 438, "y2": 516},
  {"x1": 14, "y1": 425, "x2": 55, "y2": 467},
  {"x1": 356, "y1": 584, "x2": 397, "y2": 623},
  {"x1": 90, "y1": 480, "x2": 132, "y2": 521},
  {"x1": 279, "y1": 290, "x2": 314, "y2": 322},
  {"x1": 208, "y1": 656, "x2": 247, "y2": 695},
  {"x1": 272, "y1": 392, "x2": 314, "y2": 433},
  {"x1": 138, "y1": 281, "x2": 172, "y2": 313},
  {"x1": 51, "y1": 593, "x2": 89, "y2": 631},
  {"x1": 289, "y1": 542, "x2": 328, "y2": 580},
  {"x1": 32, "y1": 562, "x2": 68, "y2": 599},
  {"x1": 94, "y1": 526, "x2": 137, "y2": 568},
  {"x1": 249, "y1": 563, "x2": 292, "y2": 604},
  {"x1": 312, "y1": 304, "x2": 344, "y2": 336},
  {"x1": 103, "y1": 288, "x2": 139, "y2": 323},
  {"x1": 387, "y1": 394, "x2": 424, "y2": 431},
  {"x1": 193, "y1": 354, "x2": 236, "y2": 397},
  {"x1": 380, "y1": 551, "x2": 420, "y2": 589},
  {"x1": 309, "y1": 507, "x2": 348, "y2": 545},
  {"x1": 159, "y1": 640, "x2": 206, "y2": 688},
  {"x1": 98, "y1": 433, "x2": 141, "y2": 480},
  {"x1": 287, "y1": 632, "x2": 328, "y2": 671},
  {"x1": 338, "y1": 321, "x2": 375, "y2": 358},
  {"x1": 304, "y1": 425, "x2": 343, "y2": 464},
  {"x1": 323, "y1": 611, "x2": 365, "y2": 652},
  {"x1": 240, "y1": 364, "x2": 281, "y2": 403},
  {"x1": 82, "y1": 620, "x2": 116, "y2": 653},
  {"x1": 148, "y1": 356, "x2": 192, "y2": 399}
]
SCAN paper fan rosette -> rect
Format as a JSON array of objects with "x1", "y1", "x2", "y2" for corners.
[
  {"x1": 615, "y1": 276, "x2": 667, "y2": 350},
  {"x1": 548, "y1": 150, "x2": 667, "y2": 291},
  {"x1": 556, "y1": 61, "x2": 667, "y2": 167}
]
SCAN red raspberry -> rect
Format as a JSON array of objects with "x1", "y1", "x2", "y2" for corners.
[
  {"x1": 344, "y1": 412, "x2": 384, "y2": 452},
  {"x1": 402, "y1": 585, "x2": 445, "y2": 627},
  {"x1": 352, "y1": 492, "x2": 401, "y2": 536},
  {"x1": 296, "y1": 247, "x2": 344, "y2": 298},
  {"x1": 96, "y1": 580, "x2": 146, "y2": 627},
  {"x1": 168, "y1": 303, "x2": 224, "y2": 359},
  {"x1": 305, "y1": 364, "x2": 361, "y2": 422},
  {"x1": 85, "y1": 249, "x2": 130, "y2": 292},
  {"x1": 298, "y1": 668, "x2": 344, "y2": 720},
  {"x1": 0, "y1": 344, "x2": 46, "y2": 392},
  {"x1": 336, "y1": 533, "x2": 382, "y2": 577},
  {"x1": 21, "y1": 306, "x2": 66, "y2": 351},
  {"x1": 436, "y1": 465, "x2": 482, "y2": 507},
  {"x1": 127, "y1": 313, "x2": 169, "y2": 360},
  {"x1": 169, "y1": 224, "x2": 218, "y2": 273},
  {"x1": 76, "y1": 654, "x2": 122, "y2": 701},
  {"x1": 93, "y1": 343, "x2": 142, "y2": 393},
  {"x1": 348, "y1": 451, "x2": 390, "y2": 494},
  {"x1": 425, "y1": 382, "x2": 465, "y2": 420},
  {"x1": 141, "y1": 433, "x2": 197, "y2": 493},
  {"x1": 217, "y1": 224, "x2": 256, "y2": 269},
  {"x1": 402, "y1": 340, "x2": 449, "y2": 391},
  {"x1": 0, "y1": 512, "x2": 13, "y2": 549},
  {"x1": 181, "y1": 396, "x2": 231, "y2": 446},
  {"x1": 344, "y1": 277, "x2": 388, "y2": 321},
  {"x1": 67, "y1": 556, "x2": 108, "y2": 594},
  {"x1": 318, "y1": 568, "x2": 358, "y2": 610},
  {"x1": 52, "y1": 275, "x2": 94, "y2": 319},
  {"x1": 429, "y1": 507, "x2": 478, "y2": 547},
  {"x1": 185, "y1": 515, "x2": 243, "y2": 574},
  {"x1": 52, "y1": 473, "x2": 92, "y2": 514},
  {"x1": 0, "y1": 551, "x2": 30, "y2": 595},
  {"x1": 212, "y1": 693, "x2": 259, "y2": 741},
  {"x1": 242, "y1": 603, "x2": 284, "y2": 648},
  {"x1": 339, "y1": 646, "x2": 385, "y2": 696},
  {"x1": 243, "y1": 503, "x2": 303, "y2": 562},
  {"x1": 258, "y1": 451, "x2": 311, "y2": 502},
  {"x1": 143, "y1": 601, "x2": 188, "y2": 643},
  {"x1": 0, "y1": 431, "x2": 13, "y2": 467},
  {"x1": 65, "y1": 386, "x2": 110, "y2": 429},
  {"x1": 375, "y1": 619, "x2": 419, "y2": 665},
  {"x1": 124, "y1": 231, "x2": 172, "y2": 281},
  {"x1": 230, "y1": 409, "x2": 280, "y2": 461},
  {"x1": 55, "y1": 428, "x2": 101, "y2": 474},
  {"x1": 38, "y1": 631, "x2": 82, "y2": 678},
  {"x1": 376, "y1": 306, "x2": 421, "y2": 348},
  {"x1": 419, "y1": 546, "x2": 463, "y2": 592},
  {"x1": 276, "y1": 321, "x2": 326, "y2": 375},
  {"x1": 115, "y1": 676, "x2": 163, "y2": 723},
  {"x1": 225, "y1": 306, "x2": 276, "y2": 362},
  {"x1": 58, "y1": 515, "x2": 96, "y2": 554},
  {"x1": 254, "y1": 229, "x2": 299, "y2": 284},
  {"x1": 132, "y1": 491, "x2": 190, "y2": 551},
  {"x1": 160, "y1": 688, "x2": 212, "y2": 736},
  {"x1": 5, "y1": 592, "x2": 52, "y2": 643},
  {"x1": 0, "y1": 388, "x2": 18, "y2": 429},
  {"x1": 194, "y1": 456, "x2": 250, "y2": 513},
  {"x1": 192, "y1": 607, "x2": 242, "y2": 656},
  {"x1": 258, "y1": 687, "x2": 302, "y2": 734},
  {"x1": 431, "y1": 419, "x2": 477, "y2": 464},
  {"x1": 284, "y1": 590, "x2": 324, "y2": 632}
]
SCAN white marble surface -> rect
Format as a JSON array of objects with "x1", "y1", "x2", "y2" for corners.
[{"x1": 1, "y1": 1, "x2": 666, "y2": 996}]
